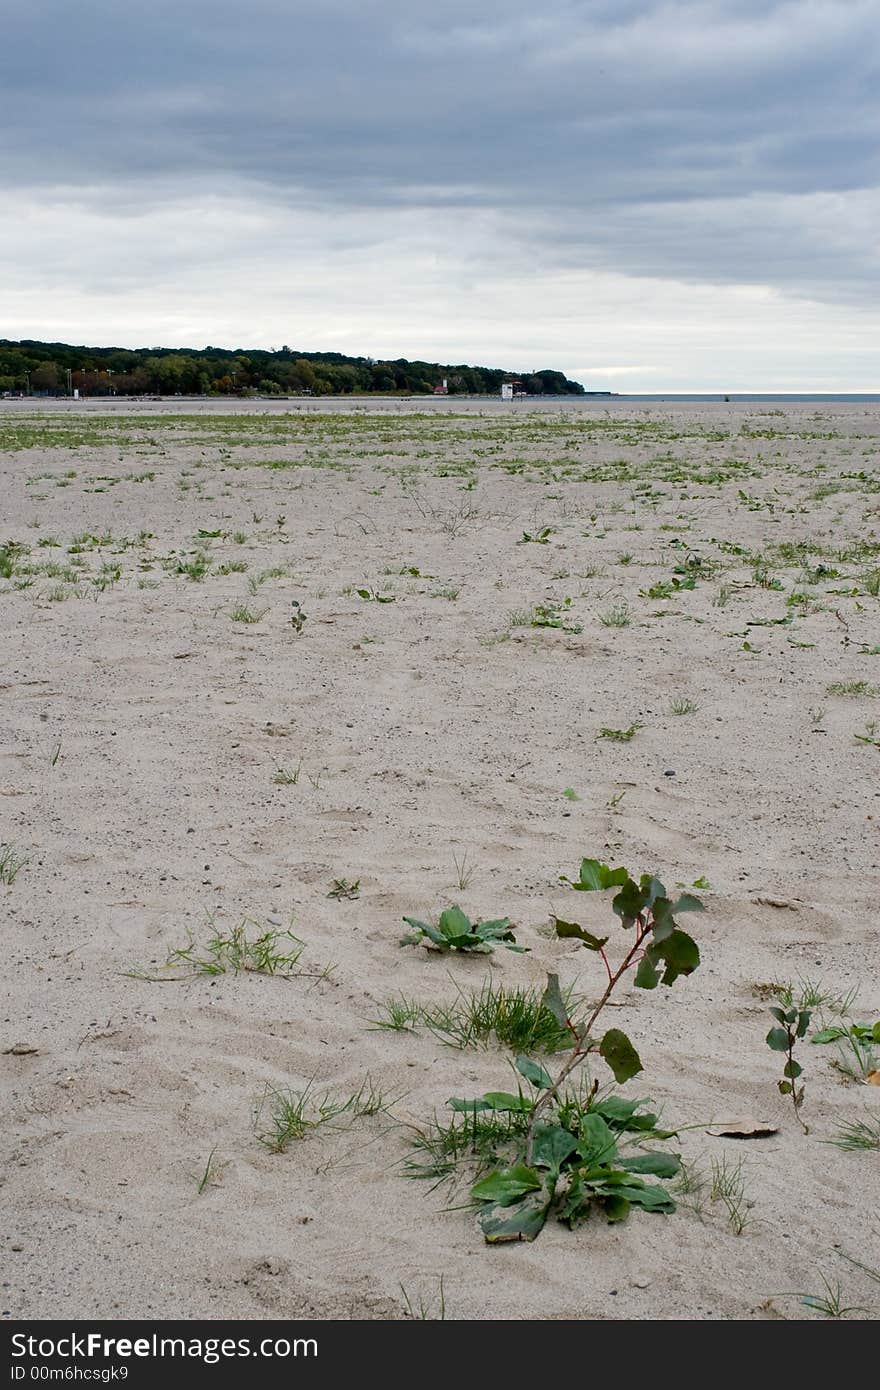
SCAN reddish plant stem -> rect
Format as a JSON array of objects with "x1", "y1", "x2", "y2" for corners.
[{"x1": 524, "y1": 915, "x2": 651, "y2": 1164}]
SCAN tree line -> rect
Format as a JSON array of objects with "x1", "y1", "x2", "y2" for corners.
[{"x1": 0, "y1": 339, "x2": 584, "y2": 398}]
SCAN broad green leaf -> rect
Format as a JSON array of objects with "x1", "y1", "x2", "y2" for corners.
[
  {"x1": 770, "y1": 1006, "x2": 789, "y2": 1025},
  {"x1": 810, "y1": 1024, "x2": 844, "y2": 1044},
  {"x1": 481, "y1": 1091, "x2": 534, "y2": 1113},
  {"x1": 766, "y1": 1027, "x2": 790, "y2": 1052},
  {"x1": 532, "y1": 1123, "x2": 579, "y2": 1171},
  {"x1": 650, "y1": 897, "x2": 676, "y2": 942},
  {"x1": 648, "y1": 928, "x2": 700, "y2": 984},
  {"x1": 558, "y1": 1173, "x2": 590, "y2": 1228},
  {"x1": 783, "y1": 1059, "x2": 802, "y2": 1079},
  {"x1": 611, "y1": 878, "x2": 648, "y2": 927},
  {"x1": 515, "y1": 1056, "x2": 554, "y2": 1090},
  {"x1": 634, "y1": 955, "x2": 660, "y2": 990},
  {"x1": 600, "y1": 1028, "x2": 643, "y2": 1083},
  {"x1": 471, "y1": 1164, "x2": 541, "y2": 1205},
  {"x1": 795, "y1": 1010, "x2": 812, "y2": 1038},
  {"x1": 602, "y1": 1194, "x2": 631, "y2": 1222},
  {"x1": 619, "y1": 1152, "x2": 680, "y2": 1178},
  {"x1": 592, "y1": 1096, "x2": 640, "y2": 1124},
  {"x1": 439, "y1": 906, "x2": 471, "y2": 940},
  {"x1": 541, "y1": 972, "x2": 570, "y2": 1031},
  {"x1": 873, "y1": 1022, "x2": 880, "y2": 1044},
  {"x1": 617, "y1": 1182, "x2": 676, "y2": 1214},
  {"x1": 577, "y1": 1113, "x2": 620, "y2": 1166},
  {"x1": 639, "y1": 874, "x2": 666, "y2": 908},
  {"x1": 778, "y1": 1079, "x2": 792, "y2": 1095},
  {"x1": 479, "y1": 1187, "x2": 553, "y2": 1243},
  {"x1": 448, "y1": 1096, "x2": 494, "y2": 1113},
  {"x1": 572, "y1": 859, "x2": 630, "y2": 892},
  {"x1": 552, "y1": 916, "x2": 609, "y2": 951},
  {"x1": 670, "y1": 892, "x2": 704, "y2": 915},
  {"x1": 478, "y1": 917, "x2": 513, "y2": 938}
]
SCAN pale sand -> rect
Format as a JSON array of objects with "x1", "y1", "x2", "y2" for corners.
[{"x1": 1, "y1": 397, "x2": 878, "y2": 1320}]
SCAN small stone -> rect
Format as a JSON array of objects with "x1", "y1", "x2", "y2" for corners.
[{"x1": 663, "y1": 769, "x2": 676, "y2": 777}]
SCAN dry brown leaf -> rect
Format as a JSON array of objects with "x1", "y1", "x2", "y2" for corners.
[{"x1": 867, "y1": 1070, "x2": 880, "y2": 1087}]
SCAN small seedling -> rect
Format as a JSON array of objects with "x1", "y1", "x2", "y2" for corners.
[
  {"x1": 598, "y1": 722, "x2": 643, "y2": 742},
  {"x1": 291, "y1": 599, "x2": 307, "y2": 632},
  {"x1": 452, "y1": 851, "x2": 477, "y2": 891},
  {"x1": 562, "y1": 787, "x2": 581, "y2": 802},
  {"x1": 827, "y1": 1117, "x2": 880, "y2": 1152},
  {"x1": 670, "y1": 697, "x2": 697, "y2": 716},
  {"x1": 194, "y1": 1147, "x2": 225, "y2": 1193},
  {"x1": 766, "y1": 1005, "x2": 811, "y2": 1132},
  {"x1": 230, "y1": 602, "x2": 267, "y2": 624},
  {"x1": 812, "y1": 1019, "x2": 879, "y2": 1082},
  {"x1": 773, "y1": 1273, "x2": 868, "y2": 1319},
  {"x1": 128, "y1": 917, "x2": 328, "y2": 982},
  {"x1": 327, "y1": 877, "x2": 360, "y2": 900},
  {"x1": 400, "y1": 1276, "x2": 447, "y2": 1320},
  {"x1": 273, "y1": 760, "x2": 303, "y2": 785},
  {"x1": 709, "y1": 1154, "x2": 751, "y2": 1235},
  {"x1": 254, "y1": 1076, "x2": 390, "y2": 1153},
  {"x1": 369, "y1": 997, "x2": 424, "y2": 1032},
  {"x1": 598, "y1": 601, "x2": 631, "y2": 628},
  {"x1": 854, "y1": 722, "x2": 880, "y2": 748},
  {"x1": 0, "y1": 843, "x2": 27, "y2": 886},
  {"x1": 356, "y1": 586, "x2": 395, "y2": 603},
  {"x1": 518, "y1": 526, "x2": 555, "y2": 544},
  {"x1": 401, "y1": 906, "x2": 526, "y2": 954}
]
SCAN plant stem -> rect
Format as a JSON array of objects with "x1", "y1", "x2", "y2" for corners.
[{"x1": 524, "y1": 917, "x2": 649, "y2": 1163}]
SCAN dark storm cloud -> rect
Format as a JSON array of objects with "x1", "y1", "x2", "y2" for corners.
[{"x1": 3, "y1": 0, "x2": 879, "y2": 302}]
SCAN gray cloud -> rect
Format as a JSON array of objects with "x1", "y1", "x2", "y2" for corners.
[{"x1": 2, "y1": 1, "x2": 879, "y2": 323}]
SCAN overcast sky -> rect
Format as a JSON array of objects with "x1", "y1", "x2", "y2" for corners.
[{"x1": 3, "y1": 0, "x2": 879, "y2": 389}]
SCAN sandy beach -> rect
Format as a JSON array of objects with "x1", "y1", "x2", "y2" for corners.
[{"x1": 1, "y1": 396, "x2": 878, "y2": 1320}]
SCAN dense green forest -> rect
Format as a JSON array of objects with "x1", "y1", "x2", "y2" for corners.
[{"x1": 0, "y1": 339, "x2": 584, "y2": 398}]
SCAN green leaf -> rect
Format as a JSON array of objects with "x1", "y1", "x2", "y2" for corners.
[
  {"x1": 447, "y1": 1096, "x2": 494, "y2": 1114},
  {"x1": 478, "y1": 1186, "x2": 553, "y2": 1243},
  {"x1": 611, "y1": 878, "x2": 647, "y2": 927},
  {"x1": 515, "y1": 1056, "x2": 554, "y2": 1090},
  {"x1": 558, "y1": 1173, "x2": 590, "y2": 1228},
  {"x1": 602, "y1": 1194, "x2": 631, "y2": 1222},
  {"x1": 619, "y1": 1152, "x2": 680, "y2": 1178},
  {"x1": 671, "y1": 892, "x2": 704, "y2": 915},
  {"x1": 617, "y1": 1182, "x2": 676, "y2": 1214},
  {"x1": 649, "y1": 896, "x2": 677, "y2": 941},
  {"x1": 647, "y1": 928, "x2": 700, "y2": 984},
  {"x1": 639, "y1": 874, "x2": 666, "y2": 909},
  {"x1": 571, "y1": 858, "x2": 630, "y2": 892},
  {"x1": 481, "y1": 1091, "x2": 534, "y2": 1113},
  {"x1": 783, "y1": 1059, "x2": 803, "y2": 1079},
  {"x1": 471, "y1": 1164, "x2": 541, "y2": 1205},
  {"x1": 577, "y1": 1113, "x2": 620, "y2": 1166},
  {"x1": 634, "y1": 955, "x2": 660, "y2": 990},
  {"x1": 769, "y1": 1006, "x2": 788, "y2": 1024},
  {"x1": 531, "y1": 1123, "x2": 579, "y2": 1171},
  {"x1": 766, "y1": 1027, "x2": 791, "y2": 1052},
  {"x1": 778, "y1": 1079, "x2": 792, "y2": 1095},
  {"x1": 795, "y1": 1010, "x2": 812, "y2": 1038},
  {"x1": 438, "y1": 906, "x2": 471, "y2": 940},
  {"x1": 873, "y1": 1022, "x2": 880, "y2": 1044},
  {"x1": 541, "y1": 972, "x2": 570, "y2": 1031},
  {"x1": 552, "y1": 916, "x2": 609, "y2": 951},
  {"x1": 600, "y1": 1028, "x2": 643, "y2": 1083},
  {"x1": 810, "y1": 1025, "x2": 846, "y2": 1044}
]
